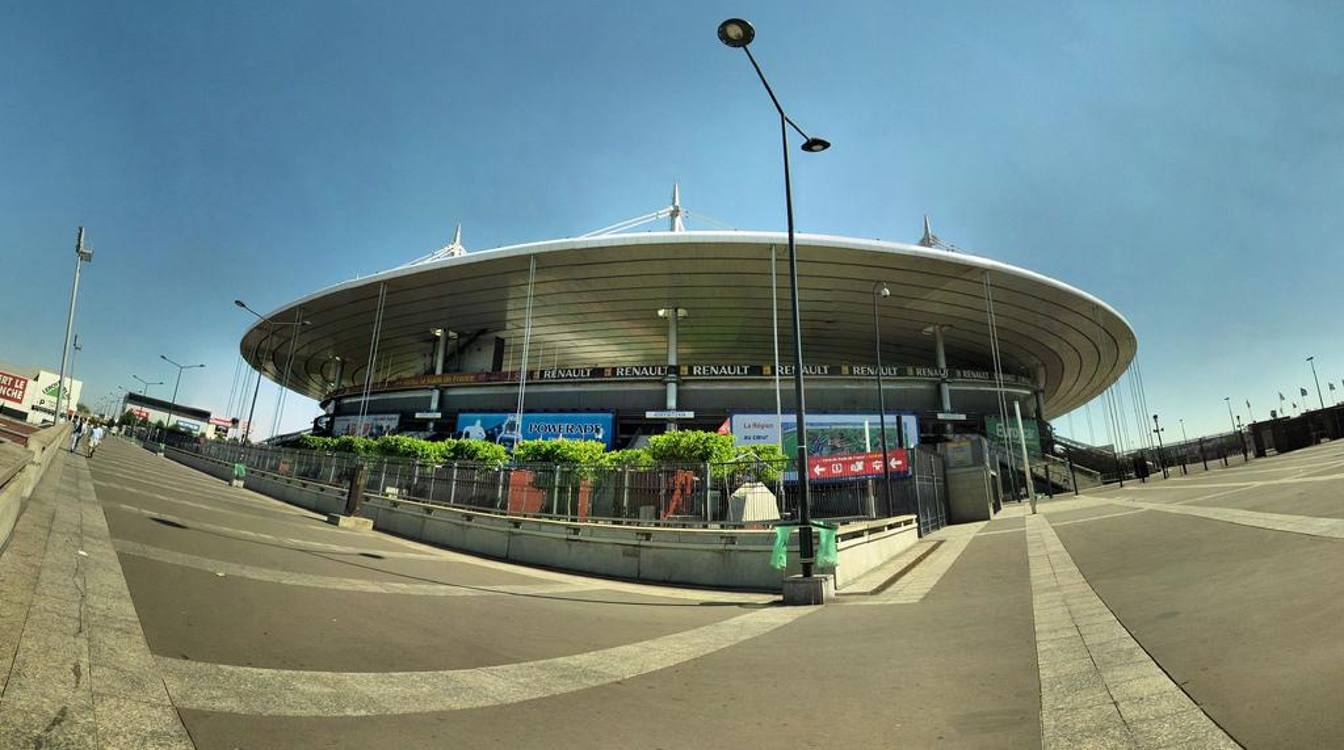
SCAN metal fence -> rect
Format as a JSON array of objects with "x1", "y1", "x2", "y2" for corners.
[{"x1": 148, "y1": 432, "x2": 950, "y2": 533}]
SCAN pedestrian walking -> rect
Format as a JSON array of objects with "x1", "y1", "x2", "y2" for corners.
[
  {"x1": 68, "y1": 419, "x2": 85, "y2": 452},
  {"x1": 88, "y1": 423, "x2": 105, "y2": 458}
]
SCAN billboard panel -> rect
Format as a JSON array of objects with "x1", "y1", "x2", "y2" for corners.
[
  {"x1": 985, "y1": 416, "x2": 1041, "y2": 456},
  {"x1": 332, "y1": 413, "x2": 400, "y2": 437},
  {"x1": 730, "y1": 413, "x2": 919, "y2": 458},
  {"x1": 0, "y1": 371, "x2": 27, "y2": 405},
  {"x1": 454, "y1": 412, "x2": 615, "y2": 449},
  {"x1": 29, "y1": 371, "x2": 81, "y2": 420}
]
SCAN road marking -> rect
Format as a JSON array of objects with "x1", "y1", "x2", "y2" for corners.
[
  {"x1": 1095, "y1": 498, "x2": 1344, "y2": 540},
  {"x1": 112, "y1": 538, "x2": 620, "y2": 598},
  {"x1": 103, "y1": 502, "x2": 448, "y2": 559},
  {"x1": 157, "y1": 604, "x2": 813, "y2": 716},
  {"x1": 1028, "y1": 514, "x2": 1236, "y2": 749}
]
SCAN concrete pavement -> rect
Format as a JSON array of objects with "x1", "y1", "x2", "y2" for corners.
[{"x1": 4, "y1": 435, "x2": 1344, "y2": 747}]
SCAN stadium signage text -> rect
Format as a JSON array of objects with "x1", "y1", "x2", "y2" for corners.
[{"x1": 330, "y1": 363, "x2": 1034, "y2": 399}]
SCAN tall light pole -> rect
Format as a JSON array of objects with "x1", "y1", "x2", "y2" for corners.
[
  {"x1": 1223, "y1": 396, "x2": 1237, "y2": 433},
  {"x1": 235, "y1": 299, "x2": 310, "y2": 443},
  {"x1": 718, "y1": 17, "x2": 830, "y2": 578},
  {"x1": 872, "y1": 282, "x2": 894, "y2": 518},
  {"x1": 160, "y1": 355, "x2": 204, "y2": 434},
  {"x1": 55, "y1": 227, "x2": 94, "y2": 422},
  {"x1": 1307, "y1": 356, "x2": 1325, "y2": 410},
  {"x1": 68, "y1": 334, "x2": 82, "y2": 413},
  {"x1": 1151, "y1": 414, "x2": 1168, "y2": 479}
]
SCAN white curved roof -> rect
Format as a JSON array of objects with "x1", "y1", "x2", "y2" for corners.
[{"x1": 241, "y1": 231, "x2": 1135, "y2": 418}]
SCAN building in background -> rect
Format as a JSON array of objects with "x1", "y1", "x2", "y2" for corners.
[
  {"x1": 119, "y1": 391, "x2": 212, "y2": 437},
  {"x1": 0, "y1": 361, "x2": 83, "y2": 425}
]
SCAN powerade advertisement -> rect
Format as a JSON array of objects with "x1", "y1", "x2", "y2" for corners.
[
  {"x1": 454, "y1": 412, "x2": 615, "y2": 450},
  {"x1": 730, "y1": 413, "x2": 919, "y2": 456}
]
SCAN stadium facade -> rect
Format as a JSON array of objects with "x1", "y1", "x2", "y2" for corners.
[{"x1": 239, "y1": 192, "x2": 1136, "y2": 452}]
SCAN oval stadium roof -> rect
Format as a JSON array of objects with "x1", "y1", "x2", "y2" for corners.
[{"x1": 240, "y1": 231, "x2": 1136, "y2": 418}]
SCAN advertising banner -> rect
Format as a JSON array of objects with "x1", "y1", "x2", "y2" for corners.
[
  {"x1": 454, "y1": 412, "x2": 615, "y2": 449},
  {"x1": 0, "y1": 371, "x2": 27, "y2": 405},
  {"x1": 173, "y1": 418, "x2": 202, "y2": 435},
  {"x1": 806, "y1": 449, "x2": 909, "y2": 481},
  {"x1": 30, "y1": 371, "x2": 81, "y2": 419},
  {"x1": 730, "y1": 413, "x2": 919, "y2": 460},
  {"x1": 985, "y1": 415, "x2": 1042, "y2": 456},
  {"x1": 332, "y1": 413, "x2": 400, "y2": 438}
]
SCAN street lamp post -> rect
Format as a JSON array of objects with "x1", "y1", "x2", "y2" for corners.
[
  {"x1": 1307, "y1": 356, "x2": 1325, "y2": 410},
  {"x1": 1151, "y1": 414, "x2": 1168, "y2": 479},
  {"x1": 1224, "y1": 396, "x2": 1247, "y2": 461},
  {"x1": 872, "y1": 283, "x2": 894, "y2": 518},
  {"x1": 55, "y1": 227, "x2": 93, "y2": 422},
  {"x1": 160, "y1": 355, "x2": 204, "y2": 439},
  {"x1": 235, "y1": 300, "x2": 310, "y2": 443},
  {"x1": 718, "y1": 17, "x2": 830, "y2": 578},
  {"x1": 1178, "y1": 418, "x2": 1189, "y2": 474}
]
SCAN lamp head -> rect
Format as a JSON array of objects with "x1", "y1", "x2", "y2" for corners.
[
  {"x1": 717, "y1": 18, "x2": 754, "y2": 48},
  {"x1": 233, "y1": 299, "x2": 246, "y2": 309},
  {"x1": 801, "y1": 137, "x2": 831, "y2": 153},
  {"x1": 879, "y1": 285, "x2": 891, "y2": 298}
]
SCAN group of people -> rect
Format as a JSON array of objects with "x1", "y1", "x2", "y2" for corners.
[{"x1": 68, "y1": 417, "x2": 105, "y2": 458}]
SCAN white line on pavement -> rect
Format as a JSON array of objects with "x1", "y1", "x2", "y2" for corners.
[
  {"x1": 1095, "y1": 497, "x2": 1344, "y2": 540},
  {"x1": 157, "y1": 604, "x2": 813, "y2": 716},
  {"x1": 1028, "y1": 514, "x2": 1236, "y2": 749}
]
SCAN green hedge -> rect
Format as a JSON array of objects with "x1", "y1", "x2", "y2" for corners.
[
  {"x1": 296, "y1": 433, "x2": 506, "y2": 466},
  {"x1": 291, "y1": 430, "x2": 771, "y2": 476}
]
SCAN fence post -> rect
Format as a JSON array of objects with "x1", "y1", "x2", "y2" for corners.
[
  {"x1": 450, "y1": 463, "x2": 458, "y2": 505},
  {"x1": 1221, "y1": 442, "x2": 1228, "y2": 467},
  {"x1": 621, "y1": 467, "x2": 630, "y2": 518},
  {"x1": 912, "y1": 450, "x2": 925, "y2": 537},
  {"x1": 704, "y1": 462, "x2": 712, "y2": 524}
]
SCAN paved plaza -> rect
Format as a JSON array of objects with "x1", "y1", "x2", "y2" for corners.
[{"x1": 3, "y1": 437, "x2": 1344, "y2": 748}]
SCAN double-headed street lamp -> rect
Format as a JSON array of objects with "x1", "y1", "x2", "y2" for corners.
[
  {"x1": 718, "y1": 17, "x2": 831, "y2": 578},
  {"x1": 131, "y1": 374, "x2": 162, "y2": 396},
  {"x1": 872, "y1": 282, "x2": 894, "y2": 517},
  {"x1": 235, "y1": 299, "x2": 310, "y2": 443},
  {"x1": 160, "y1": 355, "x2": 204, "y2": 434}
]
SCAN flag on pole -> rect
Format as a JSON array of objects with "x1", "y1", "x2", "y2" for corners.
[
  {"x1": 1300, "y1": 387, "x2": 1309, "y2": 397},
  {"x1": 1331, "y1": 383, "x2": 1336, "y2": 392},
  {"x1": 1278, "y1": 392, "x2": 1285, "y2": 400}
]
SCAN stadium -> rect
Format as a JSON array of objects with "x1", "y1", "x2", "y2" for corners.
[{"x1": 238, "y1": 190, "x2": 1136, "y2": 458}]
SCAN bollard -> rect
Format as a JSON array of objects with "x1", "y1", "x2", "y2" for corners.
[
  {"x1": 345, "y1": 463, "x2": 369, "y2": 517},
  {"x1": 1200, "y1": 438, "x2": 1209, "y2": 471}
]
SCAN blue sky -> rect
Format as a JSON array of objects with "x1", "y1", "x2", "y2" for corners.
[{"x1": 2, "y1": 1, "x2": 1342, "y2": 441}]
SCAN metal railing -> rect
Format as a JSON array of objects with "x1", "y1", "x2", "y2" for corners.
[{"x1": 156, "y1": 437, "x2": 950, "y2": 530}]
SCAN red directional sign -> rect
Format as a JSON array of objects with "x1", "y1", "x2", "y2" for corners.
[{"x1": 807, "y1": 449, "x2": 909, "y2": 480}]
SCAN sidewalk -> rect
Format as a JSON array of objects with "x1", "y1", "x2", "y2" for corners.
[{"x1": 0, "y1": 448, "x2": 193, "y2": 749}]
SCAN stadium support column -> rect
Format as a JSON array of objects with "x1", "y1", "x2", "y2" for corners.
[
  {"x1": 659, "y1": 308, "x2": 686, "y2": 432},
  {"x1": 926, "y1": 324, "x2": 952, "y2": 432},
  {"x1": 428, "y1": 329, "x2": 447, "y2": 433}
]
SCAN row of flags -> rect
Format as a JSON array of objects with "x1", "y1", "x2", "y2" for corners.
[{"x1": 1273, "y1": 381, "x2": 1343, "y2": 412}]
